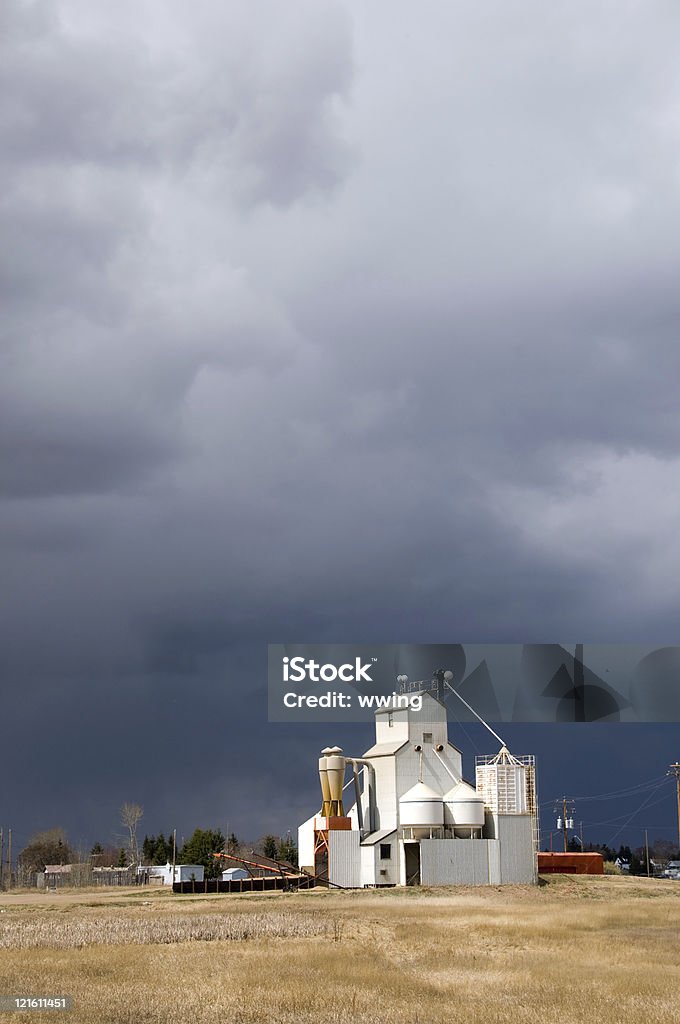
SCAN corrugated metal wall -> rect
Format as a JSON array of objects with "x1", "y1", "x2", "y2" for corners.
[
  {"x1": 496, "y1": 814, "x2": 536, "y2": 884},
  {"x1": 488, "y1": 840, "x2": 501, "y2": 884},
  {"x1": 329, "y1": 830, "x2": 361, "y2": 888},
  {"x1": 420, "y1": 839, "x2": 492, "y2": 885},
  {"x1": 372, "y1": 756, "x2": 398, "y2": 831}
]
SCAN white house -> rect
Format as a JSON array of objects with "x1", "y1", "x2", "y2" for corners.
[{"x1": 663, "y1": 860, "x2": 680, "y2": 879}]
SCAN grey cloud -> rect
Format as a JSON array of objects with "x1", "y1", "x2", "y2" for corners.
[
  {"x1": 0, "y1": 427, "x2": 172, "y2": 499},
  {"x1": 0, "y1": 0, "x2": 353, "y2": 502},
  {"x1": 0, "y1": 0, "x2": 354, "y2": 193},
  {"x1": 2, "y1": 0, "x2": 680, "y2": 849}
]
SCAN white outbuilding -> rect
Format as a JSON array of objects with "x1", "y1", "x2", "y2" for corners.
[
  {"x1": 148, "y1": 862, "x2": 205, "y2": 885},
  {"x1": 221, "y1": 867, "x2": 250, "y2": 881}
]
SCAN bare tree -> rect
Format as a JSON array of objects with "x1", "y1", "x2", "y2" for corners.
[{"x1": 120, "y1": 803, "x2": 144, "y2": 866}]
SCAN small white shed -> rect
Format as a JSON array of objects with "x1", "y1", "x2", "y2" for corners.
[
  {"x1": 149, "y1": 862, "x2": 205, "y2": 884},
  {"x1": 221, "y1": 867, "x2": 250, "y2": 881}
]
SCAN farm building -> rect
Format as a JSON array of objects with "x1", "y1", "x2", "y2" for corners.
[
  {"x1": 221, "y1": 867, "x2": 250, "y2": 882},
  {"x1": 538, "y1": 852, "x2": 604, "y2": 875},
  {"x1": 298, "y1": 691, "x2": 538, "y2": 888},
  {"x1": 40, "y1": 864, "x2": 137, "y2": 888},
  {"x1": 148, "y1": 862, "x2": 204, "y2": 885}
]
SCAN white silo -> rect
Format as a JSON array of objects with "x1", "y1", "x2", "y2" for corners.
[
  {"x1": 475, "y1": 746, "x2": 539, "y2": 851},
  {"x1": 475, "y1": 746, "x2": 528, "y2": 814},
  {"x1": 399, "y1": 782, "x2": 443, "y2": 838},
  {"x1": 443, "y1": 781, "x2": 486, "y2": 837}
]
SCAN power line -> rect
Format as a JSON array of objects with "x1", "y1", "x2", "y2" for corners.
[
  {"x1": 573, "y1": 788, "x2": 674, "y2": 826},
  {"x1": 539, "y1": 774, "x2": 670, "y2": 807},
  {"x1": 539, "y1": 782, "x2": 677, "y2": 848},
  {"x1": 606, "y1": 781, "x2": 670, "y2": 847},
  {"x1": 572, "y1": 776, "x2": 671, "y2": 802}
]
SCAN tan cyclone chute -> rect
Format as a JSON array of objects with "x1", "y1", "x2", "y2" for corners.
[{"x1": 320, "y1": 746, "x2": 345, "y2": 817}]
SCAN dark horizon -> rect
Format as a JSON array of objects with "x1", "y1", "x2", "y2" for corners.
[{"x1": 5, "y1": 712, "x2": 679, "y2": 861}]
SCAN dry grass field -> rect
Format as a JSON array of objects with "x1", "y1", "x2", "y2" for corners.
[{"x1": 0, "y1": 875, "x2": 678, "y2": 1024}]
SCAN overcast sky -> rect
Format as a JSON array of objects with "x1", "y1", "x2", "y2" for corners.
[{"x1": 3, "y1": 0, "x2": 680, "y2": 857}]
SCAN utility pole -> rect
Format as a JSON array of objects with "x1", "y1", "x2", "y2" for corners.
[
  {"x1": 171, "y1": 829, "x2": 177, "y2": 887},
  {"x1": 6, "y1": 830, "x2": 11, "y2": 889},
  {"x1": 645, "y1": 829, "x2": 651, "y2": 877},
  {"x1": 0, "y1": 828, "x2": 4, "y2": 888},
  {"x1": 562, "y1": 798, "x2": 569, "y2": 853},
  {"x1": 555, "y1": 798, "x2": 576, "y2": 853},
  {"x1": 669, "y1": 763, "x2": 680, "y2": 852}
]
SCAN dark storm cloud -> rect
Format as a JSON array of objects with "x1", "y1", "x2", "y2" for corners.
[
  {"x1": 2, "y1": 0, "x2": 680, "y2": 849},
  {"x1": 0, "y1": 416, "x2": 174, "y2": 498}
]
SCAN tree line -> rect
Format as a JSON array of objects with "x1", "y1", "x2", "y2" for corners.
[
  {"x1": 139, "y1": 829, "x2": 298, "y2": 878},
  {"x1": 16, "y1": 820, "x2": 679, "y2": 884},
  {"x1": 15, "y1": 805, "x2": 299, "y2": 882}
]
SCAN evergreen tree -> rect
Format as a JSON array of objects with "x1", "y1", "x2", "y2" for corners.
[
  {"x1": 153, "y1": 833, "x2": 169, "y2": 865},
  {"x1": 117, "y1": 848, "x2": 128, "y2": 867},
  {"x1": 179, "y1": 829, "x2": 225, "y2": 879},
  {"x1": 630, "y1": 851, "x2": 645, "y2": 875},
  {"x1": 585, "y1": 842, "x2": 615, "y2": 862},
  {"x1": 262, "y1": 835, "x2": 279, "y2": 860},
  {"x1": 142, "y1": 835, "x2": 155, "y2": 863},
  {"x1": 90, "y1": 842, "x2": 103, "y2": 859},
  {"x1": 278, "y1": 835, "x2": 297, "y2": 867}
]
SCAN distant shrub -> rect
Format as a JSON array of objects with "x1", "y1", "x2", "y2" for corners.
[{"x1": 603, "y1": 862, "x2": 622, "y2": 875}]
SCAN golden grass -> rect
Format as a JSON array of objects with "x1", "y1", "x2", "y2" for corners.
[
  {"x1": 0, "y1": 876, "x2": 678, "y2": 1024},
  {"x1": 0, "y1": 911, "x2": 332, "y2": 948}
]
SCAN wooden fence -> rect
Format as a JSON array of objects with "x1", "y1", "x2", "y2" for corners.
[{"x1": 172, "y1": 875, "x2": 315, "y2": 895}]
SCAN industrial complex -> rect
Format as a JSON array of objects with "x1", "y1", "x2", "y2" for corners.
[{"x1": 298, "y1": 691, "x2": 538, "y2": 887}]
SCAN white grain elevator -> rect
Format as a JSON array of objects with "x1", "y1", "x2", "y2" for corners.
[{"x1": 298, "y1": 691, "x2": 537, "y2": 887}]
